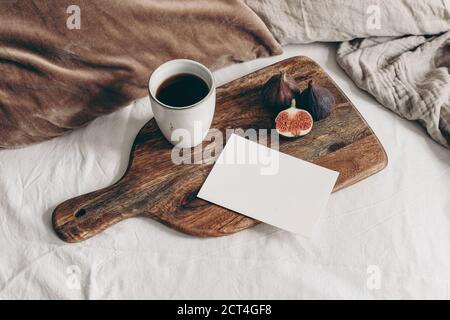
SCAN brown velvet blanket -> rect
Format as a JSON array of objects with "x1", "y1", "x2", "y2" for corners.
[{"x1": 0, "y1": 0, "x2": 281, "y2": 148}]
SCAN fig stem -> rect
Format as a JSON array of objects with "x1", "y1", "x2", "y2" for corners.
[{"x1": 290, "y1": 99, "x2": 296, "y2": 108}]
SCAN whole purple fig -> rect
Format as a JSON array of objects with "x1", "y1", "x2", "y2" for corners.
[
  {"x1": 262, "y1": 72, "x2": 301, "y2": 113},
  {"x1": 299, "y1": 80, "x2": 335, "y2": 121}
]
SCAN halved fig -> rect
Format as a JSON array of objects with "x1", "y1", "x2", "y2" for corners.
[{"x1": 275, "y1": 99, "x2": 313, "y2": 138}]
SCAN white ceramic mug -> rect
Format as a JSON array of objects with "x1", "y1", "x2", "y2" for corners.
[{"x1": 148, "y1": 59, "x2": 216, "y2": 148}]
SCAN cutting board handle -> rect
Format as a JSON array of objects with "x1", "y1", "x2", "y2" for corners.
[{"x1": 52, "y1": 180, "x2": 135, "y2": 242}]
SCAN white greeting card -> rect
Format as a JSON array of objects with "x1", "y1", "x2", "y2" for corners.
[{"x1": 198, "y1": 134, "x2": 339, "y2": 236}]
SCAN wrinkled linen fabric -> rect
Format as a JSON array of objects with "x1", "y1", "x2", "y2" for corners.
[
  {"x1": 1, "y1": 44, "x2": 449, "y2": 299},
  {"x1": 245, "y1": 0, "x2": 450, "y2": 44},
  {"x1": 337, "y1": 32, "x2": 450, "y2": 148},
  {"x1": 245, "y1": 0, "x2": 450, "y2": 147},
  {"x1": 0, "y1": 0, "x2": 281, "y2": 148}
]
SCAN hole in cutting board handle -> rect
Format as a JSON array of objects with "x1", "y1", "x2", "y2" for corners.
[{"x1": 74, "y1": 209, "x2": 86, "y2": 218}]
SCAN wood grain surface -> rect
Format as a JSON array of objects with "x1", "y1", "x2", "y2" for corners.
[{"x1": 52, "y1": 56, "x2": 388, "y2": 243}]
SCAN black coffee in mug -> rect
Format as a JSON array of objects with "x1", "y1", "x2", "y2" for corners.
[{"x1": 156, "y1": 73, "x2": 209, "y2": 108}]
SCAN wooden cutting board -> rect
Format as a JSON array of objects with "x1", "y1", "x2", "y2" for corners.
[{"x1": 52, "y1": 56, "x2": 387, "y2": 243}]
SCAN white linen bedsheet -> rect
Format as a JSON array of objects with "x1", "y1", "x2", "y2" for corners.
[{"x1": 0, "y1": 43, "x2": 449, "y2": 300}]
